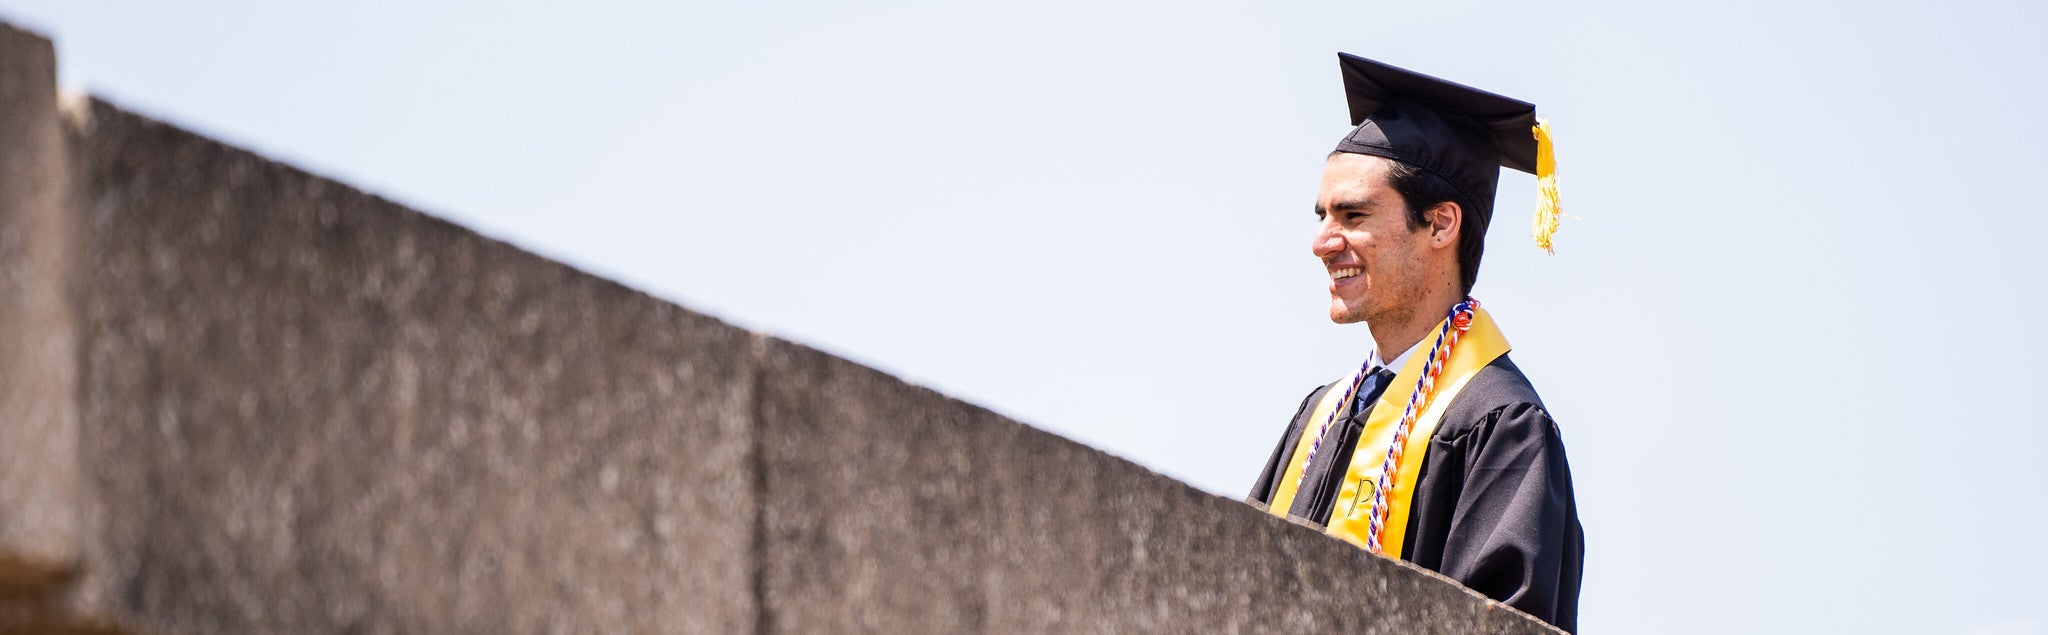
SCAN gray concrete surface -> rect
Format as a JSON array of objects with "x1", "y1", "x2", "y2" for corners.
[
  {"x1": 63, "y1": 99, "x2": 760, "y2": 633},
  {"x1": 755, "y1": 337, "x2": 1554, "y2": 634},
  {"x1": 0, "y1": 17, "x2": 1563, "y2": 634},
  {"x1": 0, "y1": 18, "x2": 83, "y2": 609}
]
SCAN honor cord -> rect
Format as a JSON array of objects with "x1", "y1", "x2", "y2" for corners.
[
  {"x1": 1292, "y1": 358, "x2": 1379, "y2": 488},
  {"x1": 1364, "y1": 298, "x2": 1477, "y2": 554}
]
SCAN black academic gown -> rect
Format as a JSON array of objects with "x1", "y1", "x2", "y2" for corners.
[{"x1": 1248, "y1": 354, "x2": 1584, "y2": 633}]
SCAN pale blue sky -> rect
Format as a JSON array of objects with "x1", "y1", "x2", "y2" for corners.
[{"x1": 5, "y1": 1, "x2": 2044, "y2": 632}]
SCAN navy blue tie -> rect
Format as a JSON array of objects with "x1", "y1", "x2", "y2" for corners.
[{"x1": 1351, "y1": 367, "x2": 1398, "y2": 417}]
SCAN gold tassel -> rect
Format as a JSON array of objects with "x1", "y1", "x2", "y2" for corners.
[{"x1": 1531, "y1": 118, "x2": 1562, "y2": 254}]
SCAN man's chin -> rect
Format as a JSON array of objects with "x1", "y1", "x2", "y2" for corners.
[{"x1": 1327, "y1": 303, "x2": 1368, "y2": 325}]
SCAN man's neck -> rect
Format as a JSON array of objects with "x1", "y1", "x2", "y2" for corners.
[{"x1": 1369, "y1": 286, "x2": 1464, "y2": 364}]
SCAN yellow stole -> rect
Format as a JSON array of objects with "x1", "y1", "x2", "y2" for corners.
[{"x1": 1265, "y1": 307, "x2": 1511, "y2": 557}]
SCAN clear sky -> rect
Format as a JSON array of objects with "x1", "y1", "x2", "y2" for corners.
[{"x1": 4, "y1": 1, "x2": 2044, "y2": 632}]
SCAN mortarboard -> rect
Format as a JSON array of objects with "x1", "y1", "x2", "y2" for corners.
[{"x1": 1332, "y1": 53, "x2": 1563, "y2": 253}]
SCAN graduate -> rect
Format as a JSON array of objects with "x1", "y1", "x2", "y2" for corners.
[{"x1": 1247, "y1": 54, "x2": 1584, "y2": 632}]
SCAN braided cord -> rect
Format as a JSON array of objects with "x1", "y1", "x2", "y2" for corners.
[
  {"x1": 1363, "y1": 298, "x2": 1478, "y2": 554},
  {"x1": 1293, "y1": 358, "x2": 1376, "y2": 486}
]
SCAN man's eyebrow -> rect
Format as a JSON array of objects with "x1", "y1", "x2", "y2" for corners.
[{"x1": 1326, "y1": 199, "x2": 1376, "y2": 213}]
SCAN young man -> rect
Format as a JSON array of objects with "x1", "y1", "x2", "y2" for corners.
[{"x1": 1246, "y1": 54, "x2": 1584, "y2": 632}]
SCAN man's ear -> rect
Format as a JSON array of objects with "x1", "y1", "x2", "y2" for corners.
[{"x1": 1427, "y1": 201, "x2": 1462, "y2": 249}]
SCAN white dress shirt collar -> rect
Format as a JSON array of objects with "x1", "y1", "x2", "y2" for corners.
[{"x1": 1367, "y1": 337, "x2": 1426, "y2": 376}]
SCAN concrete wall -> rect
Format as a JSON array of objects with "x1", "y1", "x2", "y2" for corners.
[
  {"x1": 0, "y1": 20, "x2": 92, "y2": 635},
  {"x1": 0, "y1": 21, "x2": 1559, "y2": 634},
  {"x1": 64, "y1": 95, "x2": 760, "y2": 633},
  {"x1": 754, "y1": 340, "x2": 1553, "y2": 633}
]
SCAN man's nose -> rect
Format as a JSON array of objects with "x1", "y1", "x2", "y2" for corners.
[{"x1": 1311, "y1": 226, "x2": 1344, "y2": 259}]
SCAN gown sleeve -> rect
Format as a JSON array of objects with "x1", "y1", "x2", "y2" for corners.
[
  {"x1": 1432, "y1": 401, "x2": 1584, "y2": 632},
  {"x1": 1246, "y1": 385, "x2": 1330, "y2": 506}
]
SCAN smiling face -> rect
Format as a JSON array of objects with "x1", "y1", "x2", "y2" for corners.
[{"x1": 1312, "y1": 153, "x2": 1441, "y2": 325}]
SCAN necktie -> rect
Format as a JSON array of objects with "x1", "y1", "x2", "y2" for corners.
[{"x1": 1351, "y1": 367, "x2": 1398, "y2": 417}]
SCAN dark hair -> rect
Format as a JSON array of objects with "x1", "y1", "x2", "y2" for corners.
[{"x1": 1383, "y1": 159, "x2": 1485, "y2": 295}]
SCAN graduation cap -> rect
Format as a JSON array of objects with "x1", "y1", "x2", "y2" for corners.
[{"x1": 1333, "y1": 53, "x2": 1564, "y2": 253}]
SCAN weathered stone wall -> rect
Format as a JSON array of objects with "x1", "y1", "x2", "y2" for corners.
[
  {"x1": 0, "y1": 21, "x2": 1560, "y2": 634},
  {"x1": 63, "y1": 96, "x2": 760, "y2": 633},
  {"x1": 0, "y1": 20, "x2": 92, "y2": 635},
  {"x1": 754, "y1": 340, "x2": 1552, "y2": 633}
]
